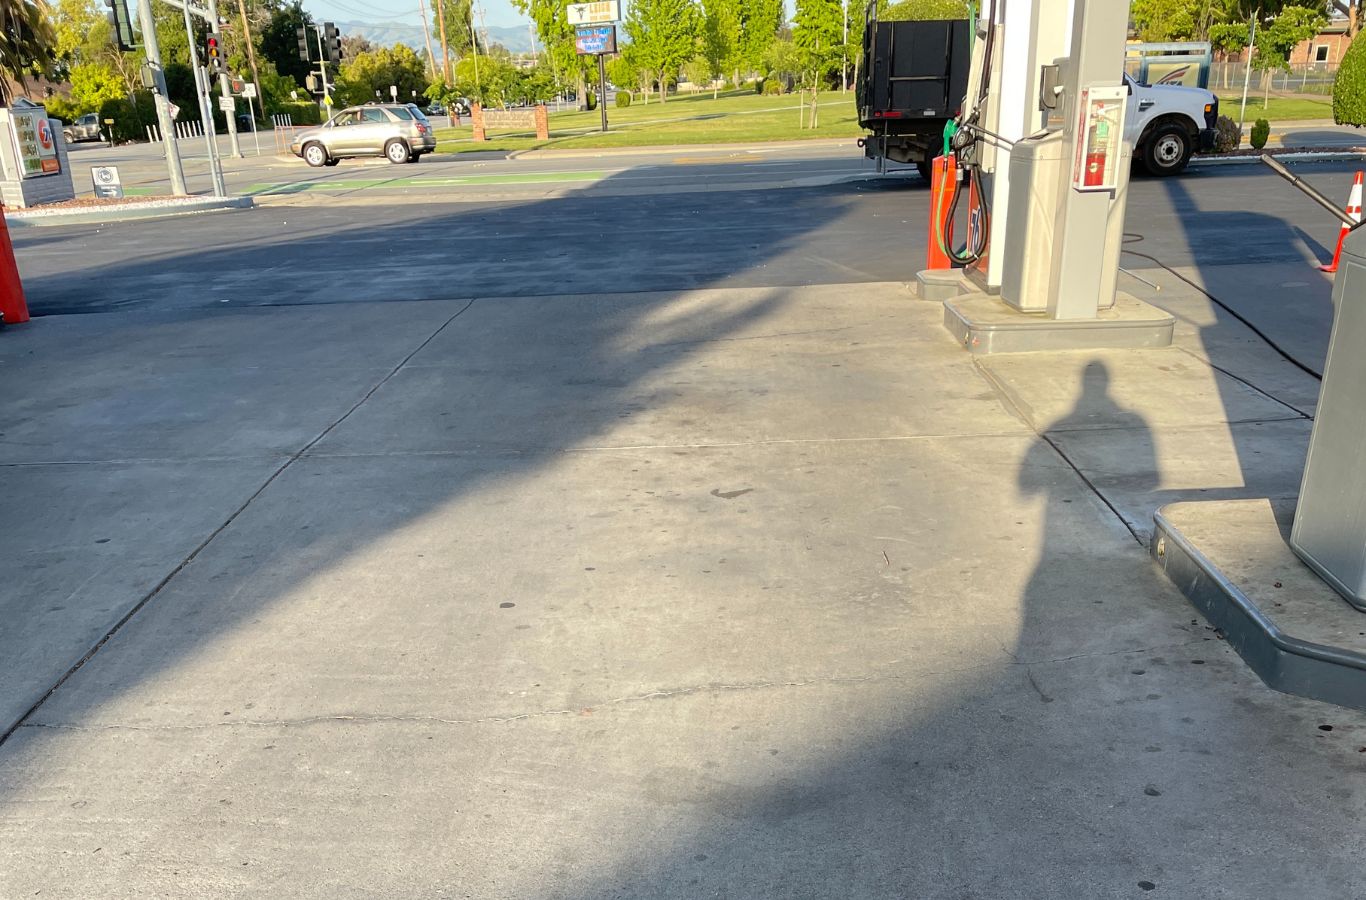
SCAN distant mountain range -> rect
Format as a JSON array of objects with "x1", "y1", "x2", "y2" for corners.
[{"x1": 335, "y1": 20, "x2": 536, "y2": 55}]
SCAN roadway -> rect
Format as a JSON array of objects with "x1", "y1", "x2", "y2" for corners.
[{"x1": 16, "y1": 145, "x2": 1358, "y2": 320}]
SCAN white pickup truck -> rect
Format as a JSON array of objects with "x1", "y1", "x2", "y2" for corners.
[{"x1": 1123, "y1": 72, "x2": 1219, "y2": 176}]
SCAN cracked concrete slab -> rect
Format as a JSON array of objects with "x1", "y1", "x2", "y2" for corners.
[
  {"x1": 0, "y1": 301, "x2": 467, "y2": 463},
  {"x1": 27, "y1": 434, "x2": 1170, "y2": 729},
  {"x1": 3, "y1": 650, "x2": 1362, "y2": 899},
  {"x1": 312, "y1": 285, "x2": 1028, "y2": 456}
]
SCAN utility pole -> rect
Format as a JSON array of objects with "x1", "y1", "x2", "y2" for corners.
[
  {"x1": 1239, "y1": 11, "x2": 1257, "y2": 144},
  {"x1": 236, "y1": 0, "x2": 263, "y2": 126},
  {"x1": 434, "y1": 0, "x2": 451, "y2": 82},
  {"x1": 181, "y1": 0, "x2": 226, "y2": 196},
  {"x1": 207, "y1": 0, "x2": 241, "y2": 158},
  {"x1": 134, "y1": 0, "x2": 187, "y2": 195},
  {"x1": 419, "y1": 0, "x2": 438, "y2": 80}
]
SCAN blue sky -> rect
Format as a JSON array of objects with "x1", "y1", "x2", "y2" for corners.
[{"x1": 303, "y1": 0, "x2": 530, "y2": 30}]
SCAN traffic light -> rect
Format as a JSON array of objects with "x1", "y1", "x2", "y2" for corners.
[
  {"x1": 296, "y1": 25, "x2": 310, "y2": 61},
  {"x1": 104, "y1": 0, "x2": 135, "y2": 52},
  {"x1": 205, "y1": 33, "x2": 227, "y2": 77},
  {"x1": 323, "y1": 22, "x2": 342, "y2": 64}
]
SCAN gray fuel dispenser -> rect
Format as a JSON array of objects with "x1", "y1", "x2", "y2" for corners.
[{"x1": 1264, "y1": 156, "x2": 1366, "y2": 611}]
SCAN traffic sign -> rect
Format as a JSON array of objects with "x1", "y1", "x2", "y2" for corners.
[
  {"x1": 243, "y1": 82, "x2": 257, "y2": 99},
  {"x1": 567, "y1": 1, "x2": 618, "y2": 24},
  {"x1": 218, "y1": 96, "x2": 235, "y2": 112},
  {"x1": 91, "y1": 166, "x2": 123, "y2": 199}
]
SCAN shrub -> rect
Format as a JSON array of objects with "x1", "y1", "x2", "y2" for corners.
[
  {"x1": 97, "y1": 92, "x2": 157, "y2": 143},
  {"x1": 1250, "y1": 118, "x2": 1270, "y2": 150},
  {"x1": 584, "y1": 90, "x2": 597, "y2": 111},
  {"x1": 1213, "y1": 114, "x2": 1241, "y2": 152},
  {"x1": 615, "y1": 90, "x2": 631, "y2": 107},
  {"x1": 762, "y1": 78, "x2": 783, "y2": 95},
  {"x1": 1335, "y1": 31, "x2": 1366, "y2": 125}
]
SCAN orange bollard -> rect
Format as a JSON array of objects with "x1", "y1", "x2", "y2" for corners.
[
  {"x1": 0, "y1": 205, "x2": 28, "y2": 325},
  {"x1": 926, "y1": 154, "x2": 958, "y2": 271},
  {"x1": 1321, "y1": 170, "x2": 1363, "y2": 274}
]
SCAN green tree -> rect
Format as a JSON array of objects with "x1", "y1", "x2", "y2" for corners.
[
  {"x1": 881, "y1": 0, "x2": 969, "y2": 19},
  {"x1": 700, "y1": 0, "x2": 738, "y2": 95},
  {"x1": 605, "y1": 48, "x2": 637, "y2": 91},
  {"x1": 1334, "y1": 27, "x2": 1366, "y2": 124},
  {"x1": 0, "y1": 0, "x2": 57, "y2": 101},
  {"x1": 336, "y1": 43, "x2": 429, "y2": 106},
  {"x1": 737, "y1": 0, "x2": 782, "y2": 79},
  {"x1": 260, "y1": 2, "x2": 314, "y2": 87},
  {"x1": 624, "y1": 0, "x2": 701, "y2": 102},
  {"x1": 514, "y1": 0, "x2": 590, "y2": 105},
  {"x1": 1252, "y1": 4, "x2": 1327, "y2": 102},
  {"x1": 69, "y1": 60, "x2": 126, "y2": 109},
  {"x1": 1208, "y1": 20, "x2": 1249, "y2": 89},
  {"x1": 793, "y1": 0, "x2": 843, "y2": 84}
]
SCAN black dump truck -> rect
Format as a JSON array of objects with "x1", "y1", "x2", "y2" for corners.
[{"x1": 856, "y1": 8, "x2": 971, "y2": 179}]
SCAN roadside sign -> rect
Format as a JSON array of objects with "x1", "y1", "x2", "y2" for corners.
[
  {"x1": 243, "y1": 82, "x2": 257, "y2": 99},
  {"x1": 575, "y1": 24, "x2": 616, "y2": 55},
  {"x1": 218, "y1": 96, "x2": 235, "y2": 112},
  {"x1": 567, "y1": 0, "x2": 618, "y2": 24},
  {"x1": 389, "y1": 84, "x2": 398, "y2": 100},
  {"x1": 10, "y1": 108, "x2": 60, "y2": 177},
  {"x1": 167, "y1": 101, "x2": 181, "y2": 118},
  {"x1": 91, "y1": 166, "x2": 123, "y2": 199}
]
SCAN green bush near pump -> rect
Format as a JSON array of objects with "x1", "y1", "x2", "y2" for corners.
[
  {"x1": 1213, "y1": 115, "x2": 1241, "y2": 152},
  {"x1": 1250, "y1": 118, "x2": 1270, "y2": 150},
  {"x1": 1334, "y1": 31, "x2": 1366, "y2": 125}
]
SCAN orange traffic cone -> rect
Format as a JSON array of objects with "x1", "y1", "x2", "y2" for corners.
[
  {"x1": 1320, "y1": 170, "x2": 1363, "y2": 274},
  {"x1": 0, "y1": 205, "x2": 28, "y2": 325}
]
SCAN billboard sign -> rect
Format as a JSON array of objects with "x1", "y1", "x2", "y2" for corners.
[
  {"x1": 575, "y1": 24, "x2": 617, "y2": 55},
  {"x1": 567, "y1": 1, "x2": 618, "y2": 24}
]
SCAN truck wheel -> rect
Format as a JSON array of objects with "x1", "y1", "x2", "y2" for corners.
[
  {"x1": 915, "y1": 158, "x2": 932, "y2": 181},
  {"x1": 1142, "y1": 123, "x2": 1191, "y2": 176}
]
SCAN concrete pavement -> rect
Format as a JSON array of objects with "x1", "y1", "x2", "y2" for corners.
[{"x1": 1, "y1": 159, "x2": 1364, "y2": 896}]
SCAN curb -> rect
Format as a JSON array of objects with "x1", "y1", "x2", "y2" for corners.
[
  {"x1": 7, "y1": 196, "x2": 254, "y2": 227},
  {"x1": 1191, "y1": 149, "x2": 1366, "y2": 167}
]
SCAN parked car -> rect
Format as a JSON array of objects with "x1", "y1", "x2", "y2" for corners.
[
  {"x1": 62, "y1": 113, "x2": 103, "y2": 144},
  {"x1": 289, "y1": 103, "x2": 437, "y2": 167}
]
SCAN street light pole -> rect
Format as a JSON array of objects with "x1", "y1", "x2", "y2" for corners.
[
  {"x1": 1239, "y1": 11, "x2": 1257, "y2": 144},
  {"x1": 135, "y1": 0, "x2": 187, "y2": 195}
]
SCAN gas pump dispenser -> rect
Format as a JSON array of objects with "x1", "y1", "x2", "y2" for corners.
[
  {"x1": 1262, "y1": 155, "x2": 1366, "y2": 611},
  {"x1": 927, "y1": 0, "x2": 1172, "y2": 355}
]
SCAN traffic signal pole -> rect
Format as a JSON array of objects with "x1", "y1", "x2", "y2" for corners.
[
  {"x1": 135, "y1": 0, "x2": 187, "y2": 196},
  {"x1": 207, "y1": 0, "x2": 243, "y2": 158},
  {"x1": 315, "y1": 25, "x2": 332, "y2": 105},
  {"x1": 182, "y1": 0, "x2": 226, "y2": 196}
]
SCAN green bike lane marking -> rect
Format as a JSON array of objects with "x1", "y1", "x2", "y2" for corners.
[{"x1": 245, "y1": 170, "x2": 613, "y2": 195}]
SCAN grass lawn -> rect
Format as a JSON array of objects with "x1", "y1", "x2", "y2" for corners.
[
  {"x1": 432, "y1": 89, "x2": 862, "y2": 153},
  {"x1": 1216, "y1": 93, "x2": 1333, "y2": 122}
]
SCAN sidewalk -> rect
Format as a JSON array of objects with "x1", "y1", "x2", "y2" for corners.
[{"x1": 0, "y1": 278, "x2": 1362, "y2": 896}]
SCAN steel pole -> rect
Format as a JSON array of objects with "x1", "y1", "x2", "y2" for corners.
[
  {"x1": 598, "y1": 53, "x2": 608, "y2": 132},
  {"x1": 207, "y1": 0, "x2": 242, "y2": 158},
  {"x1": 135, "y1": 0, "x2": 187, "y2": 195},
  {"x1": 183, "y1": 0, "x2": 226, "y2": 196}
]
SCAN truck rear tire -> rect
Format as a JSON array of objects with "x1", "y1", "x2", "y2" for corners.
[
  {"x1": 915, "y1": 158, "x2": 932, "y2": 181},
  {"x1": 1142, "y1": 123, "x2": 1192, "y2": 176}
]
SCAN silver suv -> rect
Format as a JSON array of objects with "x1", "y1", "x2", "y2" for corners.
[{"x1": 290, "y1": 103, "x2": 437, "y2": 167}]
